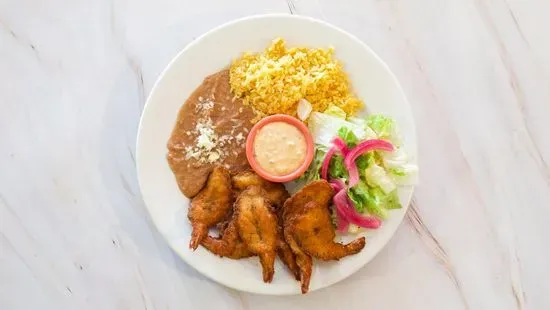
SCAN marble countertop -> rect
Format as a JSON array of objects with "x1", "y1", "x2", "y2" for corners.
[{"x1": 2, "y1": 0, "x2": 549, "y2": 309}]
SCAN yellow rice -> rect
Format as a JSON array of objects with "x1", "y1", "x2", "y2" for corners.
[{"x1": 229, "y1": 38, "x2": 362, "y2": 118}]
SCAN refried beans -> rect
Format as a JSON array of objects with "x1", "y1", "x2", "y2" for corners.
[{"x1": 167, "y1": 70, "x2": 255, "y2": 198}]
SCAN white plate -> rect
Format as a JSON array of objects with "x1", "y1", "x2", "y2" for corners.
[{"x1": 137, "y1": 14, "x2": 416, "y2": 295}]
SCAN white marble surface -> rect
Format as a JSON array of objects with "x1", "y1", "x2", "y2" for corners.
[{"x1": 1, "y1": 0, "x2": 549, "y2": 309}]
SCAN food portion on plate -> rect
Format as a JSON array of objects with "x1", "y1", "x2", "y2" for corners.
[
  {"x1": 167, "y1": 70, "x2": 255, "y2": 198},
  {"x1": 252, "y1": 120, "x2": 307, "y2": 176},
  {"x1": 187, "y1": 166, "x2": 233, "y2": 250},
  {"x1": 166, "y1": 38, "x2": 418, "y2": 293},
  {"x1": 230, "y1": 37, "x2": 362, "y2": 121},
  {"x1": 283, "y1": 180, "x2": 366, "y2": 293},
  {"x1": 303, "y1": 108, "x2": 418, "y2": 234},
  {"x1": 245, "y1": 114, "x2": 314, "y2": 183}
]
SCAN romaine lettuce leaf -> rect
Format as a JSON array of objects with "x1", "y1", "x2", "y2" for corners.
[
  {"x1": 329, "y1": 155, "x2": 348, "y2": 179},
  {"x1": 388, "y1": 164, "x2": 418, "y2": 185},
  {"x1": 349, "y1": 182, "x2": 388, "y2": 219},
  {"x1": 382, "y1": 147, "x2": 418, "y2": 185},
  {"x1": 348, "y1": 183, "x2": 403, "y2": 219},
  {"x1": 348, "y1": 117, "x2": 378, "y2": 139},
  {"x1": 324, "y1": 105, "x2": 347, "y2": 119},
  {"x1": 357, "y1": 152, "x2": 376, "y2": 172},
  {"x1": 367, "y1": 114, "x2": 401, "y2": 146},
  {"x1": 308, "y1": 112, "x2": 368, "y2": 147},
  {"x1": 364, "y1": 161, "x2": 396, "y2": 194},
  {"x1": 337, "y1": 127, "x2": 359, "y2": 147},
  {"x1": 299, "y1": 147, "x2": 326, "y2": 183},
  {"x1": 347, "y1": 187, "x2": 365, "y2": 213},
  {"x1": 384, "y1": 189, "x2": 402, "y2": 209}
]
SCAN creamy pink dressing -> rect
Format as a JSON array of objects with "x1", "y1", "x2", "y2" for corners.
[{"x1": 253, "y1": 122, "x2": 307, "y2": 176}]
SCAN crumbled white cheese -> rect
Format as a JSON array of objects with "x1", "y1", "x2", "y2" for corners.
[
  {"x1": 196, "y1": 119, "x2": 217, "y2": 150},
  {"x1": 196, "y1": 96, "x2": 214, "y2": 112},
  {"x1": 183, "y1": 96, "x2": 251, "y2": 164},
  {"x1": 208, "y1": 151, "x2": 220, "y2": 162},
  {"x1": 185, "y1": 118, "x2": 219, "y2": 163},
  {"x1": 235, "y1": 132, "x2": 245, "y2": 143}
]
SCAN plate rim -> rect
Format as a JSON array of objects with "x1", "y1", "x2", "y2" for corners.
[{"x1": 136, "y1": 13, "x2": 416, "y2": 295}]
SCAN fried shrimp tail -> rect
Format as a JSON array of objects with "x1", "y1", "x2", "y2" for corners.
[
  {"x1": 202, "y1": 219, "x2": 255, "y2": 259},
  {"x1": 188, "y1": 166, "x2": 233, "y2": 250},
  {"x1": 282, "y1": 180, "x2": 366, "y2": 293},
  {"x1": 189, "y1": 223, "x2": 208, "y2": 251},
  {"x1": 235, "y1": 186, "x2": 278, "y2": 283},
  {"x1": 284, "y1": 225, "x2": 313, "y2": 293},
  {"x1": 232, "y1": 171, "x2": 298, "y2": 279},
  {"x1": 201, "y1": 219, "x2": 239, "y2": 256},
  {"x1": 275, "y1": 208, "x2": 300, "y2": 280},
  {"x1": 282, "y1": 180, "x2": 333, "y2": 293},
  {"x1": 288, "y1": 201, "x2": 366, "y2": 260},
  {"x1": 258, "y1": 252, "x2": 276, "y2": 283},
  {"x1": 277, "y1": 236, "x2": 300, "y2": 281}
]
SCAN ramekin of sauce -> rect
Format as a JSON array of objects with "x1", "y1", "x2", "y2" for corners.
[{"x1": 246, "y1": 114, "x2": 314, "y2": 183}]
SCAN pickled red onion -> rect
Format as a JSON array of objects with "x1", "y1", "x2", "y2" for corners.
[
  {"x1": 321, "y1": 137, "x2": 353, "y2": 180},
  {"x1": 336, "y1": 214, "x2": 349, "y2": 232},
  {"x1": 344, "y1": 139, "x2": 394, "y2": 187},
  {"x1": 329, "y1": 179, "x2": 346, "y2": 192},
  {"x1": 331, "y1": 137, "x2": 349, "y2": 156},
  {"x1": 333, "y1": 189, "x2": 382, "y2": 229},
  {"x1": 321, "y1": 147, "x2": 337, "y2": 180}
]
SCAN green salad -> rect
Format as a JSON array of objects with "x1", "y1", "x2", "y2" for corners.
[{"x1": 301, "y1": 105, "x2": 418, "y2": 233}]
